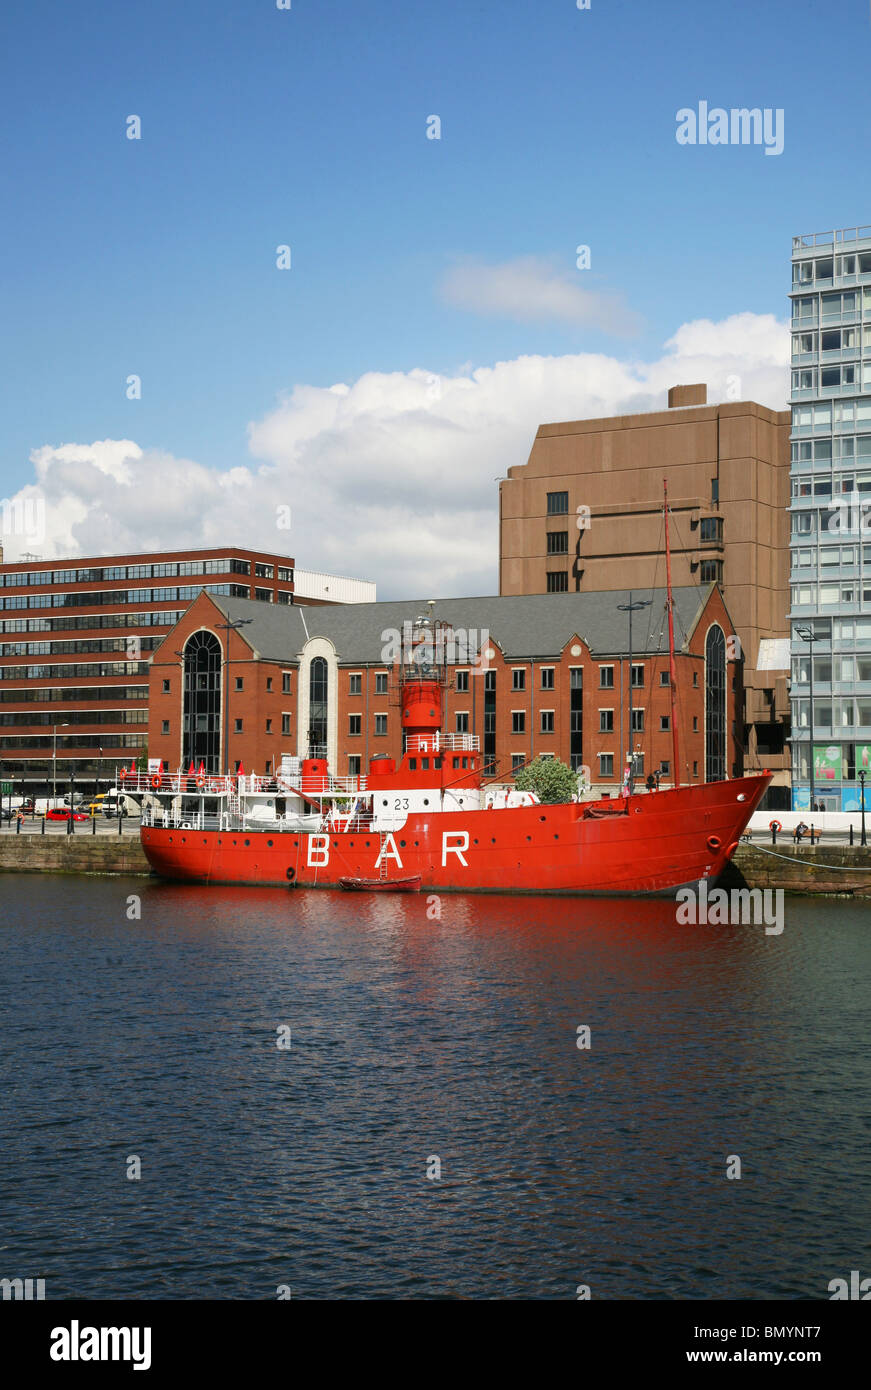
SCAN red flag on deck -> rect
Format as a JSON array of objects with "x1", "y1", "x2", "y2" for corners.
[
  {"x1": 197, "y1": 761, "x2": 205, "y2": 776},
  {"x1": 188, "y1": 761, "x2": 195, "y2": 776},
  {"x1": 237, "y1": 761, "x2": 245, "y2": 776}
]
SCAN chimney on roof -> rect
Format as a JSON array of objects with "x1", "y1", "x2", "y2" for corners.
[{"x1": 667, "y1": 383, "x2": 707, "y2": 408}]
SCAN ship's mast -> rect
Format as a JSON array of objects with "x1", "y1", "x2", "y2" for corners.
[{"x1": 664, "y1": 480, "x2": 681, "y2": 787}]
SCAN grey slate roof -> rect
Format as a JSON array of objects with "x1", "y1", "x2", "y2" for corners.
[{"x1": 168, "y1": 586, "x2": 724, "y2": 665}]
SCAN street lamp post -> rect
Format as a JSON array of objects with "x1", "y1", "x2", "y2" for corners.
[
  {"x1": 796, "y1": 625, "x2": 820, "y2": 814},
  {"x1": 617, "y1": 593, "x2": 652, "y2": 794},
  {"x1": 218, "y1": 618, "x2": 253, "y2": 777},
  {"x1": 860, "y1": 769, "x2": 867, "y2": 848},
  {"x1": 52, "y1": 722, "x2": 69, "y2": 810}
]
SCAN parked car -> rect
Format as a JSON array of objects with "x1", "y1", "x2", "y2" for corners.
[
  {"x1": 45, "y1": 807, "x2": 89, "y2": 822},
  {"x1": 0, "y1": 806, "x2": 13, "y2": 821}
]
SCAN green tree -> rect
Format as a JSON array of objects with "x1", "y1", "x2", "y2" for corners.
[{"x1": 513, "y1": 756, "x2": 578, "y2": 804}]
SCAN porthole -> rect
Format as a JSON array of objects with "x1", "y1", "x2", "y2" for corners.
[
  {"x1": 245, "y1": 839, "x2": 250, "y2": 846},
  {"x1": 267, "y1": 840, "x2": 273, "y2": 847},
  {"x1": 473, "y1": 838, "x2": 478, "y2": 844},
  {"x1": 526, "y1": 835, "x2": 531, "y2": 842},
  {"x1": 423, "y1": 798, "x2": 429, "y2": 805},
  {"x1": 400, "y1": 839, "x2": 406, "y2": 847}
]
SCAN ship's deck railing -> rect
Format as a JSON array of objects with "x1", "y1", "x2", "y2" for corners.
[
  {"x1": 405, "y1": 732, "x2": 480, "y2": 753},
  {"x1": 118, "y1": 770, "x2": 368, "y2": 797}
]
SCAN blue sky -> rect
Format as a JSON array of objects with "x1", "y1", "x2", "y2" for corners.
[{"x1": 0, "y1": 0, "x2": 867, "y2": 590}]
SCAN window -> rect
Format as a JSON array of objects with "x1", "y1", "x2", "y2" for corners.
[
  {"x1": 693, "y1": 716, "x2": 699, "y2": 731},
  {"x1": 266, "y1": 677, "x2": 272, "y2": 691},
  {"x1": 455, "y1": 670, "x2": 469, "y2": 692},
  {"x1": 659, "y1": 761, "x2": 670, "y2": 776},
  {"x1": 161, "y1": 720, "x2": 169, "y2": 735},
  {"x1": 631, "y1": 664, "x2": 643, "y2": 688},
  {"x1": 599, "y1": 753, "x2": 614, "y2": 776},
  {"x1": 512, "y1": 668, "x2": 525, "y2": 691},
  {"x1": 309, "y1": 657, "x2": 328, "y2": 751},
  {"x1": 599, "y1": 709, "x2": 614, "y2": 732},
  {"x1": 265, "y1": 760, "x2": 272, "y2": 776},
  {"x1": 282, "y1": 672, "x2": 291, "y2": 694},
  {"x1": 512, "y1": 711, "x2": 526, "y2": 734},
  {"x1": 700, "y1": 559, "x2": 723, "y2": 583},
  {"x1": 540, "y1": 667, "x2": 554, "y2": 690},
  {"x1": 699, "y1": 517, "x2": 723, "y2": 543},
  {"x1": 711, "y1": 478, "x2": 719, "y2": 504},
  {"x1": 375, "y1": 672, "x2": 388, "y2": 695},
  {"x1": 599, "y1": 665, "x2": 614, "y2": 688},
  {"x1": 659, "y1": 670, "x2": 670, "y2": 687},
  {"x1": 349, "y1": 673, "x2": 362, "y2": 695},
  {"x1": 546, "y1": 531, "x2": 569, "y2": 554},
  {"x1": 693, "y1": 672, "x2": 698, "y2": 687},
  {"x1": 375, "y1": 714, "x2": 387, "y2": 736},
  {"x1": 455, "y1": 712, "x2": 469, "y2": 733},
  {"x1": 266, "y1": 719, "x2": 272, "y2": 733},
  {"x1": 349, "y1": 714, "x2": 361, "y2": 736},
  {"x1": 348, "y1": 755, "x2": 361, "y2": 776},
  {"x1": 282, "y1": 714, "x2": 291, "y2": 735},
  {"x1": 162, "y1": 679, "x2": 170, "y2": 693},
  {"x1": 631, "y1": 709, "x2": 644, "y2": 732},
  {"x1": 693, "y1": 761, "x2": 699, "y2": 777},
  {"x1": 660, "y1": 715, "x2": 670, "y2": 731},
  {"x1": 546, "y1": 572, "x2": 568, "y2": 592},
  {"x1": 540, "y1": 710, "x2": 554, "y2": 733},
  {"x1": 234, "y1": 718, "x2": 243, "y2": 733},
  {"x1": 235, "y1": 677, "x2": 244, "y2": 691},
  {"x1": 547, "y1": 491, "x2": 569, "y2": 514}
]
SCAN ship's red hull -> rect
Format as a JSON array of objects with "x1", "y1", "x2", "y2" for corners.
[{"x1": 140, "y1": 774, "x2": 769, "y2": 895}]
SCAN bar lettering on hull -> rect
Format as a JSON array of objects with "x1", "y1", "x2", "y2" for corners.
[
  {"x1": 375, "y1": 833, "x2": 403, "y2": 869},
  {"x1": 307, "y1": 834, "x2": 330, "y2": 867},
  {"x1": 442, "y1": 831, "x2": 470, "y2": 867}
]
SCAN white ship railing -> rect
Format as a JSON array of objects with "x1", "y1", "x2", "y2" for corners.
[{"x1": 405, "y1": 732, "x2": 480, "y2": 753}]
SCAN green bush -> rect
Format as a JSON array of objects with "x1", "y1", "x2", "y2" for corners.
[{"x1": 513, "y1": 757, "x2": 578, "y2": 804}]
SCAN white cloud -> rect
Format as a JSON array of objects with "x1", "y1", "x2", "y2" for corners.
[
  {"x1": 1, "y1": 313, "x2": 790, "y2": 597},
  {"x1": 441, "y1": 255, "x2": 644, "y2": 336}
]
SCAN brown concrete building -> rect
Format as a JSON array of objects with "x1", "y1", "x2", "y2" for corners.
[
  {"x1": 148, "y1": 587, "x2": 743, "y2": 794},
  {"x1": 499, "y1": 384, "x2": 791, "y2": 793}
]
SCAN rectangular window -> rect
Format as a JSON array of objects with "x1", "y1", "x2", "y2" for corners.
[
  {"x1": 660, "y1": 715, "x2": 670, "y2": 731},
  {"x1": 547, "y1": 491, "x2": 569, "y2": 515},
  {"x1": 282, "y1": 714, "x2": 291, "y2": 735},
  {"x1": 375, "y1": 672, "x2": 388, "y2": 695},
  {"x1": 546, "y1": 572, "x2": 568, "y2": 592},
  {"x1": 599, "y1": 753, "x2": 614, "y2": 776},
  {"x1": 234, "y1": 718, "x2": 243, "y2": 733},
  {"x1": 348, "y1": 755, "x2": 361, "y2": 776},
  {"x1": 693, "y1": 761, "x2": 699, "y2": 777},
  {"x1": 540, "y1": 710, "x2": 554, "y2": 733},
  {"x1": 266, "y1": 719, "x2": 272, "y2": 733},
  {"x1": 693, "y1": 716, "x2": 699, "y2": 731},
  {"x1": 700, "y1": 559, "x2": 723, "y2": 583},
  {"x1": 512, "y1": 668, "x2": 525, "y2": 691},
  {"x1": 266, "y1": 677, "x2": 272, "y2": 691},
  {"x1": 349, "y1": 714, "x2": 361, "y2": 736},
  {"x1": 546, "y1": 531, "x2": 569, "y2": 554},
  {"x1": 235, "y1": 677, "x2": 244, "y2": 691},
  {"x1": 659, "y1": 671, "x2": 670, "y2": 687},
  {"x1": 162, "y1": 679, "x2": 170, "y2": 693},
  {"x1": 699, "y1": 517, "x2": 723, "y2": 543},
  {"x1": 282, "y1": 672, "x2": 291, "y2": 694},
  {"x1": 455, "y1": 669, "x2": 469, "y2": 692},
  {"x1": 512, "y1": 711, "x2": 526, "y2": 734},
  {"x1": 599, "y1": 665, "x2": 614, "y2": 688},
  {"x1": 455, "y1": 712, "x2": 469, "y2": 733},
  {"x1": 349, "y1": 673, "x2": 362, "y2": 694},
  {"x1": 631, "y1": 664, "x2": 644, "y2": 688},
  {"x1": 375, "y1": 714, "x2": 387, "y2": 736},
  {"x1": 631, "y1": 708, "x2": 644, "y2": 732},
  {"x1": 599, "y1": 709, "x2": 614, "y2": 732},
  {"x1": 161, "y1": 720, "x2": 169, "y2": 735},
  {"x1": 540, "y1": 667, "x2": 554, "y2": 689}
]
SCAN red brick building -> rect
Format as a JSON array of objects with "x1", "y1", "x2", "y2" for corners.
[
  {"x1": 148, "y1": 585, "x2": 743, "y2": 792},
  {"x1": 0, "y1": 545, "x2": 373, "y2": 794}
]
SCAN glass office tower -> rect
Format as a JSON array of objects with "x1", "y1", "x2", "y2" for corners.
[{"x1": 789, "y1": 226, "x2": 871, "y2": 810}]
